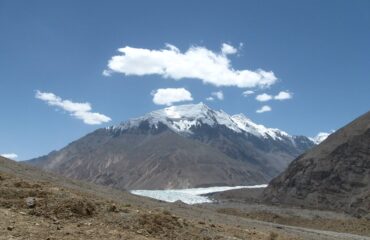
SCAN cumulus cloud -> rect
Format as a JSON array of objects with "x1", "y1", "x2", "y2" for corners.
[
  {"x1": 256, "y1": 105, "x2": 272, "y2": 113},
  {"x1": 152, "y1": 88, "x2": 193, "y2": 106},
  {"x1": 1, "y1": 153, "x2": 18, "y2": 159},
  {"x1": 256, "y1": 93, "x2": 273, "y2": 102},
  {"x1": 242, "y1": 90, "x2": 254, "y2": 97},
  {"x1": 274, "y1": 91, "x2": 292, "y2": 100},
  {"x1": 211, "y1": 91, "x2": 224, "y2": 100},
  {"x1": 35, "y1": 90, "x2": 111, "y2": 125},
  {"x1": 206, "y1": 90, "x2": 224, "y2": 101},
  {"x1": 221, "y1": 43, "x2": 237, "y2": 55},
  {"x1": 255, "y1": 91, "x2": 293, "y2": 102},
  {"x1": 104, "y1": 43, "x2": 277, "y2": 88},
  {"x1": 102, "y1": 69, "x2": 112, "y2": 76}
]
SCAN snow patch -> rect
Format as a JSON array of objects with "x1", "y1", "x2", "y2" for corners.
[
  {"x1": 231, "y1": 114, "x2": 289, "y2": 140},
  {"x1": 310, "y1": 131, "x2": 334, "y2": 144},
  {"x1": 131, "y1": 184, "x2": 268, "y2": 204}
]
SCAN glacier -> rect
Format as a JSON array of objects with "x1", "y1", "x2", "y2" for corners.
[{"x1": 131, "y1": 184, "x2": 268, "y2": 204}]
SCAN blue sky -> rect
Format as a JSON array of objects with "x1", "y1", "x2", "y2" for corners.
[{"x1": 0, "y1": 0, "x2": 369, "y2": 160}]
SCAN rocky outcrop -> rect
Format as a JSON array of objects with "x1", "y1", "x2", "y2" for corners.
[{"x1": 263, "y1": 111, "x2": 370, "y2": 217}]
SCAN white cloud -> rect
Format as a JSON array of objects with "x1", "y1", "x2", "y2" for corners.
[
  {"x1": 104, "y1": 43, "x2": 277, "y2": 88},
  {"x1": 242, "y1": 90, "x2": 254, "y2": 97},
  {"x1": 274, "y1": 91, "x2": 292, "y2": 100},
  {"x1": 255, "y1": 91, "x2": 293, "y2": 102},
  {"x1": 152, "y1": 88, "x2": 193, "y2": 106},
  {"x1": 102, "y1": 69, "x2": 112, "y2": 76},
  {"x1": 35, "y1": 90, "x2": 111, "y2": 125},
  {"x1": 211, "y1": 91, "x2": 224, "y2": 100},
  {"x1": 206, "y1": 90, "x2": 224, "y2": 101},
  {"x1": 256, "y1": 105, "x2": 272, "y2": 113},
  {"x1": 221, "y1": 43, "x2": 237, "y2": 55},
  {"x1": 1, "y1": 153, "x2": 18, "y2": 159},
  {"x1": 256, "y1": 93, "x2": 273, "y2": 102}
]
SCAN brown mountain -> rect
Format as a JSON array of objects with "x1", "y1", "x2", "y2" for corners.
[
  {"x1": 27, "y1": 103, "x2": 315, "y2": 190},
  {"x1": 263, "y1": 111, "x2": 370, "y2": 217}
]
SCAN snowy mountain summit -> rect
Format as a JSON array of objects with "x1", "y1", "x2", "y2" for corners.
[
  {"x1": 29, "y1": 103, "x2": 316, "y2": 190},
  {"x1": 109, "y1": 102, "x2": 299, "y2": 142},
  {"x1": 309, "y1": 131, "x2": 333, "y2": 144}
]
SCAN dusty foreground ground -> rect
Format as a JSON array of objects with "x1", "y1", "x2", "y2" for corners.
[
  {"x1": 0, "y1": 158, "x2": 369, "y2": 240},
  {"x1": 207, "y1": 189, "x2": 370, "y2": 236},
  {"x1": 206, "y1": 189, "x2": 370, "y2": 237}
]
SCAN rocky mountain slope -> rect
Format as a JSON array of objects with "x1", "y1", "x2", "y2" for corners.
[
  {"x1": 263, "y1": 111, "x2": 370, "y2": 217},
  {"x1": 27, "y1": 103, "x2": 315, "y2": 190}
]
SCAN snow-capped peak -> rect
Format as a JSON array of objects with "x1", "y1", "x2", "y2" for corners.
[
  {"x1": 231, "y1": 114, "x2": 290, "y2": 140},
  {"x1": 108, "y1": 103, "x2": 294, "y2": 141},
  {"x1": 309, "y1": 131, "x2": 334, "y2": 144},
  {"x1": 154, "y1": 102, "x2": 213, "y2": 120}
]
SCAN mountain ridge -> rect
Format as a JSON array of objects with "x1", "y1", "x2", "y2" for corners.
[
  {"x1": 108, "y1": 103, "x2": 310, "y2": 143},
  {"x1": 263, "y1": 111, "x2": 370, "y2": 217},
  {"x1": 27, "y1": 103, "x2": 316, "y2": 190}
]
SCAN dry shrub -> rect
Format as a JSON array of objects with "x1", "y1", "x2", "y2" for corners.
[
  {"x1": 53, "y1": 198, "x2": 96, "y2": 218},
  {"x1": 268, "y1": 231, "x2": 279, "y2": 240}
]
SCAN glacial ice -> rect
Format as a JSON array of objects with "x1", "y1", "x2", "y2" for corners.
[{"x1": 131, "y1": 184, "x2": 267, "y2": 204}]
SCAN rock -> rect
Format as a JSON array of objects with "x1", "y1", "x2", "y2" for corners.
[
  {"x1": 25, "y1": 197, "x2": 36, "y2": 208},
  {"x1": 136, "y1": 229, "x2": 144, "y2": 234},
  {"x1": 7, "y1": 226, "x2": 14, "y2": 231},
  {"x1": 177, "y1": 218, "x2": 184, "y2": 224},
  {"x1": 108, "y1": 204, "x2": 118, "y2": 212},
  {"x1": 263, "y1": 111, "x2": 370, "y2": 217},
  {"x1": 174, "y1": 200, "x2": 185, "y2": 205},
  {"x1": 121, "y1": 208, "x2": 130, "y2": 213}
]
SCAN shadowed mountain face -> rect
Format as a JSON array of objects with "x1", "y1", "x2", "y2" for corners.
[
  {"x1": 263, "y1": 111, "x2": 370, "y2": 217},
  {"x1": 27, "y1": 103, "x2": 315, "y2": 190}
]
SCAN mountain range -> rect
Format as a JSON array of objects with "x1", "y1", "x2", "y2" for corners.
[{"x1": 27, "y1": 103, "x2": 316, "y2": 190}]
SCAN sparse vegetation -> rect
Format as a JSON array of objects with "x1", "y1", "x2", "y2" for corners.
[{"x1": 268, "y1": 231, "x2": 279, "y2": 240}]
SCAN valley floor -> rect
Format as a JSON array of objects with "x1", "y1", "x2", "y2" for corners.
[
  {"x1": 205, "y1": 189, "x2": 370, "y2": 238},
  {"x1": 1, "y1": 159, "x2": 369, "y2": 240}
]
